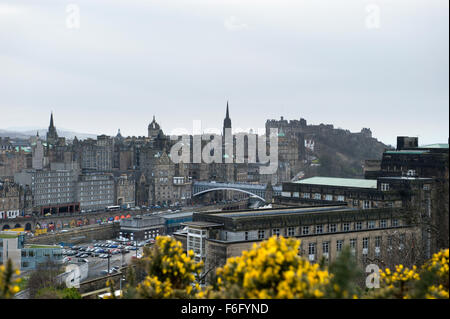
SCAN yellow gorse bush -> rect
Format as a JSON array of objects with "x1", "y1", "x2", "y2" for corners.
[
  {"x1": 373, "y1": 248, "x2": 449, "y2": 299},
  {"x1": 203, "y1": 236, "x2": 331, "y2": 299},
  {"x1": 422, "y1": 249, "x2": 449, "y2": 299},
  {"x1": 0, "y1": 260, "x2": 21, "y2": 299},
  {"x1": 136, "y1": 236, "x2": 203, "y2": 298}
]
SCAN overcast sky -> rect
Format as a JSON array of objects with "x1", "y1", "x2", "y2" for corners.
[{"x1": 0, "y1": 0, "x2": 448, "y2": 146}]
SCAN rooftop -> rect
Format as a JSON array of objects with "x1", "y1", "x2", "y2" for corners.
[
  {"x1": 293, "y1": 177, "x2": 377, "y2": 189},
  {"x1": 211, "y1": 205, "x2": 352, "y2": 219},
  {"x1": 385, "y1": 150, "x2": 429, "y2": 155},
  {"x1": 420, "y1": 143, "x2": 449, "y2": 149},
  {"x1": 182, "y1": 221, "x2": 223, "y2": 228},
  {"x1": 160, "y1": 211, "x2": 193, "y2": 219}
]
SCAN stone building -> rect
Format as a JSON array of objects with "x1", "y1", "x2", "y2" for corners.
[
  {"x1": 0, "y1": 150, "x2": 30, "y2": 180},
  {"x1": 0, "y1": 180, "x2": 20, "y2": 219},
  {"x1": 279, "y1": 176, "x2": 407, "y2": 209},
  {"x1": 76, "y1": 171, "x2": 115, "y2": 211},
  {"x1": 148, "y1": 152, "x2": 192, "y2": 206},
  {"x1": 114, "y1": 173, "x2": 136, "y2": 208},
  {"x1": 14, "y1": 162, "x2": 81, "y2": 215},
  {"x1": 174, "y1": 205, "x2": 420, "y2": 276}
]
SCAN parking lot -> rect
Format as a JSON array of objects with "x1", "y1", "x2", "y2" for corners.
[{"x1": 61, "y1": 239, "x2": 149, "y2": 280}]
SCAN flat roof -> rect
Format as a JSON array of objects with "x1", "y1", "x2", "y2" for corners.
[
  {"x1": 385, "y1": 150, "x2": 429, "y2": 155},
  {"x1": 293, "y1": 177, "x2": 377, "y2": 189},
  {"x1": 420, "y1": 143, "x2": 449, "y2": 149},
  {"x1": 212, "y1": 205, "x2": 353, "y2": 219},
  {"x1": 160, "y1": 211, "x2": 193, "y2": 219},
  {"x1": 182, "y1": 221, "x2": 223, "y2": 228}
]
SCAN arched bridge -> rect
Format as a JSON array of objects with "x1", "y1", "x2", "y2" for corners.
[
  {"x1": 193, "y1": 187, "x2": 266, "y2": 202},
  {"x1": 192, "y1": 181, "x2": 282, "y2": 202}
]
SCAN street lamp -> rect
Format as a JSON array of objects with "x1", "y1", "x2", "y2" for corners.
[
  {"x1": 107, "y1": 252, "x2": 111, "y2": 275},
  {"x1": 135, "y1": 240, "x2": 138, "y2": 258}
]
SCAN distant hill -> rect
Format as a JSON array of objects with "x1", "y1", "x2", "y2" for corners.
[{"x1": 0, "y1": 128, "x2": 97, "y2": 140}]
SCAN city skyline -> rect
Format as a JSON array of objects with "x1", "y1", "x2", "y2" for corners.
[{"x1": 1, "y1": 0, "x2": 448, "y2": 146}]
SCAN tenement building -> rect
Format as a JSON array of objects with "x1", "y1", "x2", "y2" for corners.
[
  {"x1": 76, "y1": 171, "x2": 115, "y2": 211},
  {"x1": 174, "y1": 205, "x2": 419, "y2": 277},
  {"x1": 14, "y1": 162, "x2": 81, "y2": 215},
  {"x1": 0, "y1": 180, "x2": 20, "y2": 219}
]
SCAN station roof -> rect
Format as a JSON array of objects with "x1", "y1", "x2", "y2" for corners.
[
  {"x1": 293, "y1": 177, "x2": 377, "y2": 189},
  {"x1": 211, "y1": 205, "x2": 353, "y2": 219}
]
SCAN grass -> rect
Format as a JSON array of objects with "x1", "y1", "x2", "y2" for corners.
[
  {"x1": 17, "y1": 276, "x2": 29, "y2": 291},
  {"x1": 0, "y1": 234, "x2": 18, "y2": 239}
]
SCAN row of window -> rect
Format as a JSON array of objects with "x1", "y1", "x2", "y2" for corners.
[
  {"x1": 304, "y1": 234, "x2": 405, "y2": 260},
  {"x1": 254, "y1": 219, "x2": 399, "y2": 240}
]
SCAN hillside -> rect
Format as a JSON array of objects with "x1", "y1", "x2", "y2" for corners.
[{"x1": 303, "y1": 130, "x2": 392, "y2": 179}]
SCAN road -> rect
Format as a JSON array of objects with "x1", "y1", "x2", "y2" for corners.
[{"x1": 82, "y1": 248, "x2": 143, "y2": 281}]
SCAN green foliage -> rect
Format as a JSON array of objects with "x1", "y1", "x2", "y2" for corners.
[
  {"x1": 0, "y1": 259, "x2": 21, "y2": 299},
  {"x1": 326, "y1": 246, "x2": 364, "y2": 298}
]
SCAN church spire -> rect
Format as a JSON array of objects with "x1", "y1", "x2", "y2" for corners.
[
  {"x1": 49, "y1": 112, "x2": 54, "y2": 129},
  {"x1": 226, "y1": 101, "x2": 229, "y2": 119},
  {"x1": 223, "y1": 101, "x2": 232, "y2": 136}
]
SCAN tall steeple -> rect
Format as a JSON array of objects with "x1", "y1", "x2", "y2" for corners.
[
  {"x1": 226, "y1": 101, "x2": 229, "y2": 119},
  {"x1": 46, "y1": 111, "x2": 58, "y2": 146},
  {"x1": 49, "y1": 112, "x2": 54, "y2": 129},
  {"x1": 223, "y1": 101, "x2": 232, "y2": 136}
]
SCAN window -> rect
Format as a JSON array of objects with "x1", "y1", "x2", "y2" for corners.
[
  {"x1": 380, "y1": 219, "x2": 387, "y2": 228},
  {"x1": 368, "y1": 221, "x2": 375, "y2": 229},
  {"x1": 399, "y1": 234, "x2": 405, "y2": 250},
  {"x1": 308, "y1": 243, "x2": 316, "y2": 255},
  {"x1": 336, "y1": 240, "x2": 343, "y2": 253},
  {"x1": 329, "y1": 224, "x2": 337, "y2": 233},
  {"x1": 381, "y1": 183, "x2": 390, "y2": 191},
  {"x1": 322, "y1": 241, "x2": 329, "y2": 257},
  {"x1": 363, "y1": 237, "x2": 369, "y2": 255},
  {"x1": 392, "y1": 219, "x2": 399, "y2": 227},
  {"x1": 375, "y1": 236, "x2": 381, "y2": 257},
  {"x1": 287, "y1": 227, "x2": 295, "y2": 237},
  {"x1": 350, "y1": 238, "x2": 356, "y2": 254},
  {"x1": 343, "y1": 223, "x2": 350, "y2": 232},
  {"x1": 244, "y1": 231, "x2": 249, "y2": 241},
  {"x1": 423, "y1": 184, "x2": 430, "y2": 191},
  {"x1": 375, "y1": 236, "x2": 381, "y2": 248},
  {"x1": 316, "y1": 225, "x2": 323, "y2": 234},
  {"x1": 355, "y1": 222, "x2": 362, "y2": 230},
  {"x1": 353, "y1": 199, "x2": 359, "y2": 206},
  {"x1": 302, "y1": 226, "x2": 309, "y2": 235},
  {"x1": 337, "y1": 195, "x2": 345, "y2": 202},
  {"x1": 302, "y1": 193, "x2": 310, "y2": 199},
  {"x1": 363, "y1": 200, "x2": 371, "y2": 209},
  {"x1": 325, "y1": 194, "x2": 333, "y2": 201},
  {"x1": 314, "y1": 193, "x2": 321, "y2": 200},
  {"x1": 272, "y1": 228, "x2": 280, "y2": 237}
]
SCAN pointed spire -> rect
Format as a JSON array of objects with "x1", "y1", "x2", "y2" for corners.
[
  {"x1": 226, "y1": 101, "x2": 230, "y2": 119},
  {"x1": 49, "y1": 112, "x2": 54, "y2": 128}
]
